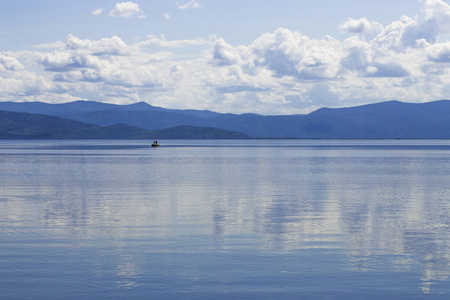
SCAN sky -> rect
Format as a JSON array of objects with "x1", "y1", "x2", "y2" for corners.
[{"x1": 1, "y1": 0, "x2": 450, "y2": 114}]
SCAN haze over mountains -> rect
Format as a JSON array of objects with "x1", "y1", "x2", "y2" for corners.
[
  {"x1": 0, "y1": 100, "x2": 449, "y2": 139},
  {"x1": 0, "y1": 108, "x2": 248, "y2": 140}
]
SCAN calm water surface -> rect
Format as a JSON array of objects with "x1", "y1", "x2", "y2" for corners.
[{"x1": 1, "y1": 140, "x2": 450, "y2": 299}]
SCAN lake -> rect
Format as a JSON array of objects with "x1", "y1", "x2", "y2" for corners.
[{"x1": 1, "y1": 139, "x2": 450, "y2": 299}]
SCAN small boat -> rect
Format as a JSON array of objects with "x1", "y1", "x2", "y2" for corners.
[{"x1": 151, "y1": 140, "x2": 160, "y2": 147}]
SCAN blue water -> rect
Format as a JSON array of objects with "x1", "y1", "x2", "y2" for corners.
[{"x1": 1, "y1": 140, "x2": 450, "y2": 299}]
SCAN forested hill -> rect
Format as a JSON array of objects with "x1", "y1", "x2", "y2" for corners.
[
  {"x1": 0, "y1": 110, "x2": 249, "y2": 139},
  {"x1": 1, "y1": 100, "x2": 450, "y2": 138}
]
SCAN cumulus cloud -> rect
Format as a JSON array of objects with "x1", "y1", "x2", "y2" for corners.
[
  {"x1": 0, "y1": 53, "x2": 25, "y2": 71},
  {"x1": 109, "y1": 2, "x2": 145, "y2": 18},
  {"x1": 3, "y1": 0, "x2": 450, "y2": 114},
  {"x1": 200, "y1": 1, "x2": 450, "y2": 111},
  {"x1": 232, "y1": 28, "x2": 342, "y2": 80},
  {"x1": 339, "y1": 18, "x2": 383, "y2": 35},
  {"x1": 427, "y1": 43, "x2": 450, "y2": 62},
  {"x1": 212, "y1": 38, "x2": 246, "y2": 66},
  {"x1": 22, "y1": 34, "x2": 210, "y2": 103},
  {"x1": 421, "y1": 0, "x2": 450, "y2": 23},
  {"x1": 66, "y1": 34, "x2": 129, "y2": 56},
  {"x1": 169, "y1": 64, "x2": 184, "y2": 81},
  {"x1": 176, "y1": 0, "x2": 202, "y2": 10},
  {"x1": 370, "y1": 15, "x2": 440, "y2": 54},
  {"x1": 38, "y1": 52, "x2": 103, "y2": 71},
  {"x1": 340, "y1": 37, "x2": 372, "y2": 73},
  {"x1": 366, "y1": 62, "x2": 410, "y2": 77},
  {"x1": 0, "y1": 62, "x2": 67, "y2": 100}
]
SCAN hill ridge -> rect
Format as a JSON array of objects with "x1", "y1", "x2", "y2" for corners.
[
  {"x1": 0, "y1": 110, "x2": 250, "y2": 139},
  {"x1": 1, "y1": 100, "x2": 450, "y2": 138}
]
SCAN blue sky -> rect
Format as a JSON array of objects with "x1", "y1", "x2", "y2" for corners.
[{"x1": 1, "y1": 0, "x2": 449, "y2": 114}]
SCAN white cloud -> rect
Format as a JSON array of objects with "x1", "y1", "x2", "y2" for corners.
[
  {"x1": 66, "y1": 34, "x2": 129, "y2": 56},
  {"x1": 366, "y1": 62, "x2": 410, "y2": 77},
  {"x1": 421, "y1": 0, "x2": 450, "y2": 22},
  {"x1": 339, "y1": 18, "x2": 383, "y2": 35},
  {"x1": 427, "y1": 42, "x2": 450, "y2": 62},
  {"x1": 0, "y1": 53, "x2": 25, "y2": 72},
  {"x1": 211, "y1": 38, "x2": 246, "y2": 66},
  {"x1": 176, "y1": 0, "x2": 202, "y2": 10},
  {"x1": 2, "y1": 0, "x2": 450, "y2": 114},
  {"x1": 92, "y1": 8, "x2": 103, "y2": 16},
  {"x1": 38, "y1": 52, "x2": 103, "y2": 71},
  {"x1": 340, "y1": 37, "x2": 372, "y2": 73},
  {"x1": 137, "y1": 34, "x2": 212, "y2": 48},
  {"x1": 0, "y1": 62, "x2": 65, "y2": 99},
  {"x1": 248, "y1": 28, "x2": 342, "y2": 79},
  {"x1": 109, "y1": 2, "x2": 145, "y2": 18},
  {"x1": 421, "y1": 0, "x2": 450, "y2": 41},
  {"x1": 370, "y1": 15, "x2": 439, "y2": 54},
  {"x1": 24, "y1": 35, "x2": 205, "y2": 101},
  {"x1": 169, "y1": 64, "x2": 184, "y2": 81},
  {"x1": 164, "y1": 13, "x2": 171, "y2": 20}
]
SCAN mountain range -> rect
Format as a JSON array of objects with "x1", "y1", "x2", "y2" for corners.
[
  {"x1": 0, "y1": 110, "x2": 248, "y2": 139},
  {"x1": 0, "y1": 99, "x2": 449, "y2": 139}
]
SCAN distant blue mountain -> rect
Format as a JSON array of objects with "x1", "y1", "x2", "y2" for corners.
[
  {"x1": 1, "y1": 99, "x2": 449, "y2": 138},
  {"x1": 0, "y1": 100, "x2": 219, "y2": 118},
  {"x1": 0, "y1": 110, "x2": 248, "y2": 139}
]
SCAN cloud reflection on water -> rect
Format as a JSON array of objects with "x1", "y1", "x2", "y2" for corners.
[{"x1": 1, "y1": 140, "x2": 450, "y2": 294}]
